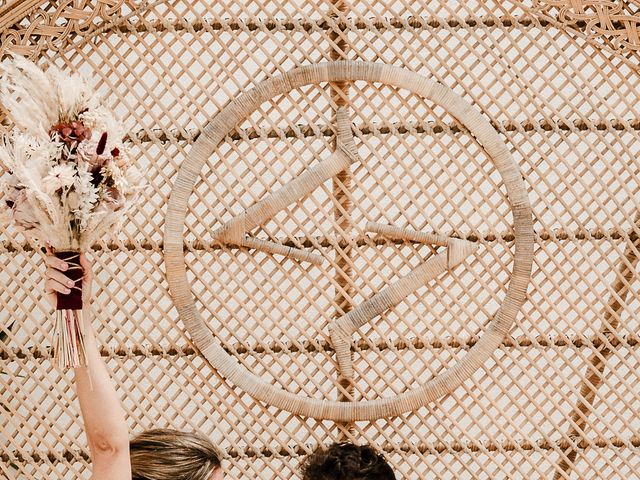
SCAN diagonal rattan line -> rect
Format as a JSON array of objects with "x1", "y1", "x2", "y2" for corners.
[
  {"x1": 3, "y1": 331, "x2": 638, "y2": 363},
  {"x1": 129, "y1": 117, "x2": 640, "y2": 144},
  {"x1": 553, "y1": 211, "x2": 640, "y2": 479},
  {"x1": 5, "y1": 434, "x2": 639, "y2": 465}
]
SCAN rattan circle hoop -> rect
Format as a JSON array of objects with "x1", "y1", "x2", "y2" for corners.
[{"x1": 164, "y1": 61, "x2": 534, "y2": 421}]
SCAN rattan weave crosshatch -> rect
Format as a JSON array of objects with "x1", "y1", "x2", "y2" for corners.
[{"x1": 2, "y1": 1, "x2": 640, "y2": 479}]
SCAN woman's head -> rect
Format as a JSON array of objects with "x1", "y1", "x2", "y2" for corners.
[
  {"x1": 129, "y1": 428, "x2": 223, "y2": 480},
  {"x1": 301, "y1": 442, "x2": 395, "y2": 480}
]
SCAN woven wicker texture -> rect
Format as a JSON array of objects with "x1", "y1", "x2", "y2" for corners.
[
  {"x1": 164, "y1": 60, "x2": 535, "y2": 421},
  {"x1": 1, "y1": 1, "x2": 640, "y2": 479}
]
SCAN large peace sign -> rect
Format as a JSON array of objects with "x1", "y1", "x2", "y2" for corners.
[{"x1": 164, "y1": 61, "x2": 534, "y2": 421}]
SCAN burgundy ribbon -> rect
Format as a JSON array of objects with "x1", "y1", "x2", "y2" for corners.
[{"x1": 54, "y1": 251, "x2": 83, "y2": 310}]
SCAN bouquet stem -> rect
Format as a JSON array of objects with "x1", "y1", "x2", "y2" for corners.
[{"x1": 53, "y1": 251, "x2": 88, "y2": 368}]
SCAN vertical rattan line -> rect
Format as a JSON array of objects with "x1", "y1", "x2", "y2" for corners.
[
  {"x1": 554, "y1": 210, "x2": 640, "y2": 479},
  {"x1": 327, "y1": 0, "x2": 355, "y2": 436}
]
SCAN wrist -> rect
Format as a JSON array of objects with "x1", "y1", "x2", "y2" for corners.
[{"x1": 81, "y1": 305, "x2": 93, "y2": 326}]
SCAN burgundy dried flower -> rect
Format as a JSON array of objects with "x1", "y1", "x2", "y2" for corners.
[
  {"x1": 96, "y1": 132, "x2": 108, "y2": 155},
  {"x1": 49, "y1": 120, "x2": 92, "y2": 144}
]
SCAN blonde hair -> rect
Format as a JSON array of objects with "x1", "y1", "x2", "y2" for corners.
[{"x1": 129, "y1": 428, "x2": 222, "y2": 480}]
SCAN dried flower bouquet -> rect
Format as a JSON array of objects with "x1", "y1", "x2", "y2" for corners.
[{"x1": 0, "y1": 55, "x2": 143, "y2": 368}]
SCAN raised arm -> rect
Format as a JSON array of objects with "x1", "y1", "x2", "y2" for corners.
[{"x1": 44, "y1": 251, "x2": 131, "y2": 480}]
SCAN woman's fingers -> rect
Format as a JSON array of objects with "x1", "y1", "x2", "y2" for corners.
[
  {"x1": 43, "y1": 250, "x2": 92, "y2": 307},
  {"x1": 45, "y1": 267, "x2": 77, "y2": 291},
  {"x1": 45, "y1": 278, "x2": 72, "y2": 295},
  {"x1": 44, "y1": 254, "x2": 68, "y2": 271}
]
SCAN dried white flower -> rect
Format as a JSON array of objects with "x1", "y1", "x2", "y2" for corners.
[
  {"x1": 0, "y1": 55, "x2": 58, "y2": 137},
  {"x1": 0, "y1": 136, "x2": 60, "y2": 225},
  {"x1": 1, "y1": 134, "x2": 56, "y2": 184},
  {"x1": 124, "y1": 165, "x2": 144, "y2": 191},
  {"x1": 26, "y1": 187, "x2": 59, "y2": 226},
  {"x1": 66, "y1": 190, "x2": 80, "y2": 210},
  {"x1": 79, "y1": 106, "x2": 125, "y2": 147},
  {"x1": 73, "y1": 161, "x2": 99, "y2": 229},
  {"x1": 103, "y1": 161, "x2": 127, "y2": 191},
  {"x1": 46, "y1": 65, "x2": 100, "y2": 122},
  {"x1": 44, "y1": 164, "x2": 76, "y2": 193}
]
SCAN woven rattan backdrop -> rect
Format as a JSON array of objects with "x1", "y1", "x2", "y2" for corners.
[{"x1": 1, "y1": 1, "x2": 640, "y2": 478}]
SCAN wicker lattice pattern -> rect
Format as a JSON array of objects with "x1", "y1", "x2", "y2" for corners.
[
  {"x1": 533, "y1": 0, "x2": 640, "y2": 51},
  {"x1": 1, "y1": 1, "x2": 640, "y2": 479}
]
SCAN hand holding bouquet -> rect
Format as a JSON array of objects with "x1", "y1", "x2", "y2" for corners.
[{"x1": 0, "y1": 55, "x2": 143, "y2": 367}]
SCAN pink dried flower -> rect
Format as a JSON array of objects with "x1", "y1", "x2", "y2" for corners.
[
  {"x1": 7, "y1": 189, "x2": 39, "y2": 230},
  {"x1": 77, "y1": 138, "x2": 111, "y2": 168},
  {"x1": 104, "y1": 185, "x2": 125, "y2": 211}
]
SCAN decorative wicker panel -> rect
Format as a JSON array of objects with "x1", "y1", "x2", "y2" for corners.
[{"x1": 1, "y1": 1, "x2": 639, "y2": 479}]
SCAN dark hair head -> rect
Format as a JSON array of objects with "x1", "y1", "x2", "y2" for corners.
[
  {"x1": 301, "y1": 442, "x2": 395, "y2": 480},
  {"x1": 129, "y1": 428, "x2": 222, "y2": 480}
]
